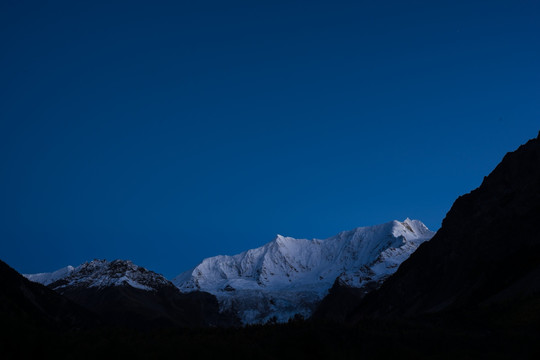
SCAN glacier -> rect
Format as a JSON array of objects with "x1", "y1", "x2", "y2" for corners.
[{"x1": 173, "y1": 218, "x2": 435, "y2": 324}]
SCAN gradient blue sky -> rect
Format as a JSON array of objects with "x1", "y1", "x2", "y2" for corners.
[{"x1": 1, "y1": 0, "x2": 538, "y2": 278}]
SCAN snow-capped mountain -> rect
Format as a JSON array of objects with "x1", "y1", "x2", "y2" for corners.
[
  {"x1": 25, "y1": 265, "x2": 76, "y2": 286},
  {"x1": 24, "y1": 220, "x2": 434, "y2": 325},
  {"x1": 24, "y1": 259, "x2": 238, "y2": 328},
  {"x1": 25, "y1": 259, "x2": 172, "y2": 291},
  {"x1": 173, "y1": 218, "x2": 435, "y2": 324}
]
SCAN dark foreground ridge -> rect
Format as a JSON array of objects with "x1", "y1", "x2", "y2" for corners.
[
  {"x1": 350, "y1": 131, "x2": 540, "y2": 322},
  {"x1": 0, "y1": 259, "x2": 97, "y2": 331}
]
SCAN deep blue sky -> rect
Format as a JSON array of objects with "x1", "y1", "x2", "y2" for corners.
[{"x1": 1, "y1": 0, "x2": 538, "y2": 278}]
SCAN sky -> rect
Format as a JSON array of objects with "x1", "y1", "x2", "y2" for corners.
[{"x1": 1, "y1": 0, "x2": 538, "y2": 278}]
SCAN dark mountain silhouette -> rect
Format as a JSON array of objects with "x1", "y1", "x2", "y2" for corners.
[
  {"x1": 345, "y1": 131, "x2": 540, "y2": 324},
  {"x1": 0, "y1": 259, "x2": 97, "y2": 331},
  {"x1": 311, "y1": 278, "x2": 373, "y2": 323},
  {"x1": 55, "y1": 282, "x2": 239, "y2": 329}
]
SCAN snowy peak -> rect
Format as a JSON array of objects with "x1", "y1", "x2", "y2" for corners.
[
  {"x1": 25, "y1": 265, "x2": 75, "y2": 286},
  {"x1": 25, "y1": 259, "x2": 173, "y2": 292},
  {"x1": 23, "y1": 219, "x2": 434, "y2": 325},
  {"x1": 174, "y1": 219, "x2": 435, "y2": 293},
  {"x1": 173, "y1": 219, "x2": 435, "y2": 323},
  {"x1": 397, "y1": 218, "x2": 432, "y2": 237}
]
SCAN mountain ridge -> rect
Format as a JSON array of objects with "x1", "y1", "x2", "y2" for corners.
[
  {"x1": 25, "y1": 218, "x2": 434, "y2": 325},
  {"x1": 24, "y1": 259, "x2": 240, "y2": 328},
  {"x1": 173, "y1": 218, "x2": 434, "y2": 323},
  {"x1": 26, "y1": 259, "x2": 173, "y2": 292}
]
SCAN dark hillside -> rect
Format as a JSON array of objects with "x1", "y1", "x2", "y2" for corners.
[{"x1": 351, "y1": 132, "x2": 540, "y2": 323}]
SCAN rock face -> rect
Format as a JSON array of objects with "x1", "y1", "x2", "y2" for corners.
[
  {"x1": 26, "y1": 259, "x2": 238, "y2": 328},
  {"x1": 27, "y1": 259, "x2": 172, "y2": 291},
  {"x1": 350, "y1": 132, "x2": 540, "y2": 321},
  {"x1": 174, "y1": 219, "x2": 434, "y2": 324}
]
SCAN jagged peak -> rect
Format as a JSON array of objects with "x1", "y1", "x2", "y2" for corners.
[
  {"x1": 26, "y1": 259, "x2": 172, "y2": 292},
  {"x1": 332, "y1": 219, "x2": 431, "y2": 241},
  {"x1": 272, "y1": 234, "x2": 306, "y2": 247},
  {"x1": 274, "y1": 234, "x2": 287, "y2": 243},
  {"x1": 80, "y1": 258, "x2": 134, "y2": 267}
]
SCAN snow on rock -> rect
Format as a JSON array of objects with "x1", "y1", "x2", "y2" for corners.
[
  {"x1": 173, "y1": 218, "x2": 435, "y2": 324},
  {"x1": 24, "y1": 265, "x2": 75, "y2": 286},
  {"x1": 25, "y1": 259, "x2": 171, "y2": 291}
]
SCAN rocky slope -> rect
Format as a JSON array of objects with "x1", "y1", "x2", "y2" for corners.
[
  {"x1": 26, "y1": 259, "x2": 238, "y2": 328},
  {"x1": 27, "y1": 259, "x2": 172, "y2": 291}
]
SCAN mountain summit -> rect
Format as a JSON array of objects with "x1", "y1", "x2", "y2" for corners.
[
  {"x1": 173, "y1": 219, "x2": 435, "y2": 324},
  {"x1": 26, "y1": 259, "x2": 172, "y2": 292}
]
